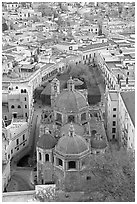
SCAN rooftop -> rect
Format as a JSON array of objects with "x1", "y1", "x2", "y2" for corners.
[
  {"x1": 120, "y1": 91, "x2": 135, "y2": 126},
  {"x1": 109, "y1": 91, "x2": 118, "y2": 101},
  {"x1": 78, "y1": 42, "x2": 109, "y2": 52}
]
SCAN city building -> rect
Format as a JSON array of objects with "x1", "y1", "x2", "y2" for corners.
[
  {"x1": 2, "y1": 119, "x2": 29, "y2": 160},
  {"x1": 106, "y1": 90, "x2": 135, "y2": 150}
]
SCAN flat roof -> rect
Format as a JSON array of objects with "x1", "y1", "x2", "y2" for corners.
[
  {"x1": 78, "y1": 42, "x2": 109, "y2": 51},
  {"x1": 109, "y1": 92, "x2": 118, "y2": 101},
  {"x1": 120, "y1": 91, "x2": 135, "y2": 126}
]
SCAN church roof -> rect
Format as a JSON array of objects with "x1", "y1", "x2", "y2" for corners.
[
  {"x1": 55, "y1": 89, "x2": 88, "y2": 112},
  {"x1": 37, "y1": 133, "x2": 57, "y2": 149},
  {"x1": 91, "y1": 134, "x2": 107, "y2": 149},
  {"x1": 55, "y1": 123, "x2": 89, "y2": 155},
  {"x1": 60, "y1": 122, "x2": 84, "y2": 136}
]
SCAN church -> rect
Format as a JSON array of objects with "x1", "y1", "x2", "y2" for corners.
[{"x1": 36, "y1": 77, "x2": 108, "y2": 191}]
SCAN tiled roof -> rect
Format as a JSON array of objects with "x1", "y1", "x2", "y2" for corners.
[{"x1": 120, "y1": 91, "x2": 135, "y2": 126}]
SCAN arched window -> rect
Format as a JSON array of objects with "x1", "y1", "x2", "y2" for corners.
[
  {"x1": 45, "y1": 154, "x2": 49, "y2": 162},
  {"x1": 25, "y1": 105, "x2": 27, "y2": 108},
  {"x1": 68, "y1": 161, "x2": 76, "y2": 169},
  {"x1": 91, "y1": 130, "x2": 97, "y2": 135},
  {"x1": 24, "y1": 89, "x2": 26, "y2": 93},
  {"x1": 39, "y1": 152, "x2": 41, "y2": 161},
  {"x1": 21, "y1": 89, "x2": 23, "y2": 93},
  {"x1": 16, "y1": 86, "x2": 18, "y2": 89},
  {"x1": 4, "y1": 115, "x2": 7, "y2": 120},
  {"x1": 18, "y1": 105, "x2": 21, "y2": 108},
  {"x1": 11, "y1": 105, "x2": 14, "y2": 109}
]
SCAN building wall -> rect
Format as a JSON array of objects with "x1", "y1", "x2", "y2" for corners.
[
  {"x1": 2, "y1": 161, "x2": 10, "y2": 192},
  {"x1": 118, "y1": 93, "x2": 135, "y2": 149},
  {"x1": 106, "y1": 91, "x2": 118, "y2": 140},
  {"x1": 37, "y1": 147, "x2": 54, "y2": 184},
  {"x1": 6, "y1": 122, "x2": 29, "y2": 160}
]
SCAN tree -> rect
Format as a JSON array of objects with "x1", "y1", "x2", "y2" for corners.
[{"x1": 85, "y1": 148, "x2": 135, "y2": 202}]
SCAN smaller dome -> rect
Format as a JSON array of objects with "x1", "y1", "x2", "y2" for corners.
[
  {"x1": 56, "y1": 123, "x2": 89, "y2": 155},
  {"x1": 91, "y1": 134, "x2": 107, "y2": 149},
  {"x1": 37, "y1": 133, "x2": 57, "y2": 149}
]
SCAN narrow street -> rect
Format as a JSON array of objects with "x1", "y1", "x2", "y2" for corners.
[{"x1": 6, "y1": 101, "x2": 43, "y2": 192}]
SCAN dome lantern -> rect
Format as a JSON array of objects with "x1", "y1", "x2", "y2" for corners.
[
  {"x1": 67, "y1": 76, "x2": 75, "y2": 91},
  {"x1": 69, "y1": 122, "x2": 75, "y2": 137}
]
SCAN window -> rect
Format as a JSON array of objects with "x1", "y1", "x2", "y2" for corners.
[
  {"x1": 4, "y1": 115, "x2": 7, "y2": 120},
  {"x1": 113, "y1": 108, "x2": 116, "y2": 111},
  {"x1": 18, "y1": 105, "x2": 21, "y2": 108},
  {"x1": 16, "y1": 86, "x2": 18, "y2": 89},
  {"x1": 45, "y1": 154, "x2": 49, "y2": 162},
  {"x1": 127, "y1": 72, "x2": 129, "y2": 76},
  {"x1": 39, "y1": 152, "x2": 41, "y2": 161},
  {"x1": 11, "y1": 105, "x2": 15, "y2": 109},
  {"x1": 56, "y1": 113, "x2": 62, "y2": 123},
  {"x1": 112, "y1": 128, "x2": 116, "y2": 133},
  {"x1": 83, "y1": 56, "x2": 85, "y2": 60},
  {"x1": 81, "y1": 113, "x2": 86, "y2": 121},
  {"x1": 16, "y1": 138, "x2": 19, "y2": 146},
  {"x1": 58, "y1": 158, "x2": 62, "y2": 166},
  {"x1": 68, "y1": 115, "x2": 75, "y2": 123},
  {"x1": 113, "y1": 121, "x2": 116, "y2": 126},
  {"x1": 17, "y1": 147, "x2": 19, "y2": 151},
  {"x1": 23, "y1": 134, "x2": 25, "y2": 141},
  {"x1": 68, "y1": 161, "x2": 76, "y2": 169},
  {"x1": 11, "y1": 149, "x2": 13, "y2": 154},
  {"x1": 89, "y1": 54, "x2": 91, "y2": 58},
  {"x1": 25, "y1": 105, "x2": 27, "y2": 108},
  {"x1": 24, "y1": 97, "x2": 26, "y2": 101},
  {"x1": 8, "y1": 154, "x2": 10, "y2": 159},
  {"x1": 86, "y1": 55, "x2": 88, "y2": 59},
  {"x1": 25, "y1": 113, "x2": 28, "y2": 117},
  {"x1": 113, "y1": 114, "x2": 116, "y2": 118}
]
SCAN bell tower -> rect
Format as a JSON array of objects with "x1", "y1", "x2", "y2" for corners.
[{"x1": 51, "y1": 78, "x2": 60, "y2": 107}]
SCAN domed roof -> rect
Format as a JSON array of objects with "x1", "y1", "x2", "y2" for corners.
[
  {"x1": 37, "y1": 133, "x2": 57, "y2": 149},
  {"x1": 91, "y1": 134, "x2": 107, "y2": 149},
  {"x1": 54, "y1": 77, "x2": 88, "y2": 112},
  {"x1": 60, "y1": 122, "x2": 84, "y2": 136},
  {"x1": 56, "y1": 123, "x2": 89, "y2": 155},
  {"x1": 55, "y1": 90, "x2": 88, "y2": 112}
]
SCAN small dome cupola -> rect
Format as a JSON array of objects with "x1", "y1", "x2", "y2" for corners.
[
  {"x1": 67, "y1": 76, "x2": 75, "y2": 91},
  {"x1": 69, "y1": 122, "x2": 75, "y2": 137}
]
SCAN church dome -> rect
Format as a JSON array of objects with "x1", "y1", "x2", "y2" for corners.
[
  {"x1": 55, "y1": 90, "x2": 88, "y2": 112},
  {"x1": 54, "y1": 77, "x2": 88, "y2": 112},
  {"x1": 55, "y1": 123, "x2": 89, "y2": 155},
  {"x1": 91, "y1": 134, "x2": 107, "y2": 149},
  {"x1": 37, "y1": 133, "x2": 57, "y2": 150}
]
